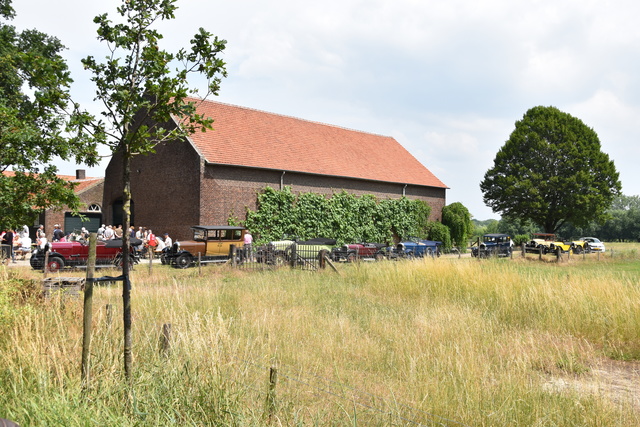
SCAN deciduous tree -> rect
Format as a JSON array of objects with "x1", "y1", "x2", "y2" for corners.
[
  {"x1": 480, "y1": 106, "x2": 621, "y2": 233},
  {"x1": 81, "y1": 0, "x2": 227, "y2": 380},
  {"x1": 441, "y1": 202, "x2": 473, "y2": 251},
  {"x1": 0, "y1": 0, "x2": 98, "y2": 230}
]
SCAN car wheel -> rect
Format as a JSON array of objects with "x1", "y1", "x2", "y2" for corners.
[
  {"x1": 573, "y1": 245, "x2": 583, "y2": 254},
  {"x1": 47, "y1": 256, "x2": 64, "y2": 273},
  {"x1": 405, "y1": 251, "x2": 414, "y2": 260},
  {"x1": 115, "y1": 254, "x2": 134, "y2": 270},
  {"x1": 175, "y1": 254, "x2": 192, "y2": 269},
  {"x1": 426, "y1": 247, "x2": 433, "y2": 257},
  {"x1": 346, "y1": 252, "x2": 357, "y2": 263},
  {"x1": 375, "y1": 252, "x2": 385, "y2": 261},
  {"x1": 273, "y1": 253, "x2": 286, "y2": 266}
]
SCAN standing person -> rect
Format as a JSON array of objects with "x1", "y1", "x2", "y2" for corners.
[
  {"x1": 103, "y1": 225, "x2": 115, "y2": 240},
  {"x1": 97, "y1": 224, "x2": 105, "y2": 240},
  {"x1": 53, "y1": 224, "x2": 64, "y2": 242},
  {"x1": 1, "y1": 229, "x2": 15, "y2": 263},
  {"x1": 163, "y1": 233, "x2": 172, "y2": 248},
  {"x1": 36, "y1": 225, "x2": 46, "y2": 248},
  {"x1": 146, "y1": 230, "x2": 157, "y2": 258},
  {"x1": 114, "y1": 225, "x2": 123, "y2": 239},
  {"x1": 243, "y1": 230, "x2": 253, "y2": 261}
]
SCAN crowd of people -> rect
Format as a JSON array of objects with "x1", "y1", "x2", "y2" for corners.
[
  {"x1": 1, "y1": 223, "x2": 174, "y2": 263},
  {"x1": 1, "y1": 226, "x2": 32, "y2": 263},
  {"x1": 96, "y1": 224, "x2": 173, "y2": 258}
]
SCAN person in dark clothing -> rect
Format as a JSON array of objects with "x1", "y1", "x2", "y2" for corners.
[
  {"x1": 1, "y1": 229, "x2": 15, "y2": 263},
  {"x1": 53, "y1": 224, "x2": 64, "y2": 242}
]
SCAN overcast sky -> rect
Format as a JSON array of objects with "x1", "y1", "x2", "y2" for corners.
[{"x1": 11, "y1": 0, "x2": 640, "y2": 220}]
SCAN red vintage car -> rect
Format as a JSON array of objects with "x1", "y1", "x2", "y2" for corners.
[
  {"x1": 331, "y1": 242, "x2": 387, "y2": 262},
  {"x1": 30, "y1": 238, "x2": 140, "y2": 272}
]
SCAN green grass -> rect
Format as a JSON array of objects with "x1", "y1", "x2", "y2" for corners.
[{"x1": 1, "y1": 247, "x2": 639, "y2": 426}]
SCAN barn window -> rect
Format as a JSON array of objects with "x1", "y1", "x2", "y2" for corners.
[{"x1": 88, "y1": 204, "x2": 101, "y2": 212}]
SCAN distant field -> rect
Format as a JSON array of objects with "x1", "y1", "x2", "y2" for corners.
[{"x1": 1, "y1": 246, "x2": 639, "y2": 426}]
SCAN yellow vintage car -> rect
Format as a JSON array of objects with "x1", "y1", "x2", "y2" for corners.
[{"x1": 164, "y1": 225, "x2": 247, "y2": 268}]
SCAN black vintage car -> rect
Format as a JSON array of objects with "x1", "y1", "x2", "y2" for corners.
[{"x1": 471, "y1": 233, "x2": 513, "y2": 258}]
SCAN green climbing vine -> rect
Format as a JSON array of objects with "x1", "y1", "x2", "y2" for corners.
[{"x1": 243, "y1": 187, "x2": 434, "y2": 245}]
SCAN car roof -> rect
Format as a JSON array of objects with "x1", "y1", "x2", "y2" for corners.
[
  {"x1": 191, "y1": 225, "x2": 246, "y2": 231},
  {"x1": 484, "y1": 233, "x2": 510, "y2": 238}
]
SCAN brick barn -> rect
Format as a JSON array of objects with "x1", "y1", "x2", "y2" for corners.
[{"x1": 102, "y1": 99, "x2": 448, "y2": 241}]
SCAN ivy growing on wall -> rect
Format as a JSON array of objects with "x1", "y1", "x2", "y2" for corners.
[{"x1": 243, "y1": 187, "x2": 434, "y2": 245}]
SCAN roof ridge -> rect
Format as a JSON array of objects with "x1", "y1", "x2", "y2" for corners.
[{"x1": 185, "y1": 96, "x2": 392, "y2": 139}]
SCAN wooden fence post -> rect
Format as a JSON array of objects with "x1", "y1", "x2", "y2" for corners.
[
  {"x1": 160, "y1": 323, "x2": 172, "y2": 357},
  {"x1": 290, "y1": 244, "x2": 297, "y2": 268},
  {"x1": 106, "y1": 304, "x2": 114, "y2": 326},
  {"x1": 81, "y1": 233, "x2": 98, "y2": 389},
  {"x1": 230, "y1": 245, "x2": 237, "y2": 267},
  {"x1": 198, "y1": 252, "x2": 202, "y2": 275},
  {"x1": 43, "y1": 250, "x2": 50, "y2": 278},
  {"x1": 265, "y1": 366, "x2": 278, "y2": 423},
  {"x1": 539, "y1": 247, "x2": 543, "y2": 260},
  {"x1": 319, "y1": 250, "x2": 327, "y2": 269},
  {"x1": 556, "y1": 247, "x2": 561, "y2": 262}
]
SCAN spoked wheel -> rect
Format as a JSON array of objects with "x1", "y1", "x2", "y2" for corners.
[
  {"x1": 115, "y1": 254, "x2": 134, "y2": 270},
  {"x1": 573, "y1": 245, "x2": 583, "y2": 254},
  {"x1": 47, "y1": 256, "x2": 64, "y2": 273},
  {"x1": 175, "y1": 254, "x2": 193, "y2": 269},
  {"x1": 346, "y1": 252, "x2": 357, "y2": 263}
]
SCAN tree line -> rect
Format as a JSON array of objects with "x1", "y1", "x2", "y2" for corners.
[{"x1": 474, "y1": 194, "x2": 640, "y2": 243}]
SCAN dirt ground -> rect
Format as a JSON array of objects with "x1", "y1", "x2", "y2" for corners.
[{"x1": 544, "y1": 359, "x2": 640, "y2": 411}]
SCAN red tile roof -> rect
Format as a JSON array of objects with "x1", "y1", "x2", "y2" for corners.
[
  {"x1": 182, "y1": 99, "x2": 447, "y2": 189},
  {"x1": 2, "y1": 171, "x2": 103, "y2": 194}
]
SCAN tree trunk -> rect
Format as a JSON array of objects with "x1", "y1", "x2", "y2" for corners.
[{"x1": 122, "y1": 151, "x2": 133, "y2": 382}]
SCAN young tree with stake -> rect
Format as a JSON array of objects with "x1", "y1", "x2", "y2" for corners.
[{"x1": 81, "y1": 0, "x2": 227, "y2": 380}]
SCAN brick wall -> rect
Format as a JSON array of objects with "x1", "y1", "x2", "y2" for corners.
[
  {"x1": 104, "y1": 137, "x2": 447, "y2": 242},
  {"x1": 103, "y1": 136, "x2": 202, "y2": 240},
  {"x1": 198, "y1": 165, "x2": 446, "y2": 233}
]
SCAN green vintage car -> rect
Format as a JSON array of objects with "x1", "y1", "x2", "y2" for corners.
[{"x1": 256, "y1": 237, "x2": 336, "y2": 265}]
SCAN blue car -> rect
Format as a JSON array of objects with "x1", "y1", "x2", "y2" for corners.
[
  {"x1": 471, "y1": 233, "x2": 513, "y2": 258},
  {"x1": 396, "y1": 239, "x2": 442, "y2": 258}
]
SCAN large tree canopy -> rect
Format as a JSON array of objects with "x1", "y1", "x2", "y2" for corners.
[
  {"x1": 480, "y1": 106, "x2": 621, "y2": 233},
  {"x1": 0, "y1": 0, "x2": 98, "y2": 230}
]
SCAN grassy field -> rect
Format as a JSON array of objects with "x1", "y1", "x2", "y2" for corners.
[{"x1": 1, "y1": 244, "x2": 639, "y2": 426}]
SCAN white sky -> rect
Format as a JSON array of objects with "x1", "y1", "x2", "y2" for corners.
[{"x1": 11, "y1": 0, "x2": 640, "y2": 220}]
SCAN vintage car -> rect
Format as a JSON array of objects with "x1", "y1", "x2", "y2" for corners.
[
  {"x1": 578, "y1": 237, "x2": 606, "y2": 252},
  {"x1": 30, "y1": 238, "x2": 141, "y2": 272},
  {"x1": 255, "y1": 237, "x2": 336, "y2": 264},
  {"x1": 396, "y1": 238, "x2": 442, "y2": 258},
  {"x1": 471, "y1": 233, "x2": 513, "y2": 258},
  {"x1": 331, "y1": 242, "x2": 387, "y2": 262},
  {"x1": 524, "y1": 233, "x2": 556, "y2": 254},
  {"x1": 164, "y1": 225, "x2": 247, "y2": 268}
]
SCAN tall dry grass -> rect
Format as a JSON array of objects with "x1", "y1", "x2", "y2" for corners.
[{"x1": 1, "y1": 251, "x2": 639, "y2": 425}]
